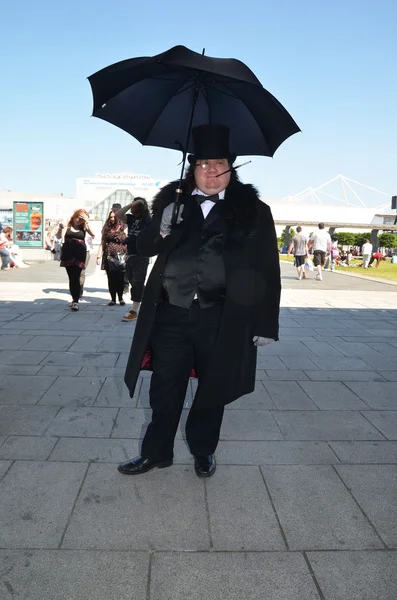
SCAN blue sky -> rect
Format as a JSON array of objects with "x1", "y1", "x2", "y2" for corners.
[{"x1": 1, "y1": 0, "x2": 396, "y2": 205}]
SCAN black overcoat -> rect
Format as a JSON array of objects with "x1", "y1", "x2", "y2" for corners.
[{"x1": 124, "y1": 179, "x2": 281, "y2": 408}]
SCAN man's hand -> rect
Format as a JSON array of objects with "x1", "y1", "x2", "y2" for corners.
[
  {"x1": 160, "y1": 203, "x2": 184, "y2": 237},
  {"x1": 253, "y1": 336, "x2": 274, "y2": 347}
]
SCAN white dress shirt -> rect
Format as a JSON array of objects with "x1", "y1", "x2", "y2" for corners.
[{"x1": 192, "y1": 188, "x2": 225, "y2": 219}]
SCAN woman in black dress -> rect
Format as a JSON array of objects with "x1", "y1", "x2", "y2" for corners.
[
  {"x1": 97, "y1": 210, "x2": 127, "y2": 306},
  {"x1": 58, "y1": 209, "x2": 94, "y2": 311}
]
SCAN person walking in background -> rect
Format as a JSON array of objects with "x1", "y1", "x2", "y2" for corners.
[
  {"x1": 361, "y1": 239, "x2": 373, "y2": 268},
  {"x1": 115, "y1": 198, "x2": 151, "y2": 322},
  {"x1": 58, "y1": 209, "x2": 94, "y2": 311},
  {"x1": 329, "y1": 235, "x2": 340, "y2": 271},
  {"x1": 79, "y1": 226, "x2": 95, "y2": 298},
  {"x1": 97, "y1": 210, "x2": 127, "y2": 306},
  {"x1": 309, "y1": 223, "x2": 331, "y2": 281},
  {"x1": 288, "y1": 226, "x2": 308, "y2": 280}
]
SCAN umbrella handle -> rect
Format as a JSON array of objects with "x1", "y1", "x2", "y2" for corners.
[{"x1": 171, "y1": 188, "x2": 184, "y2": 225}]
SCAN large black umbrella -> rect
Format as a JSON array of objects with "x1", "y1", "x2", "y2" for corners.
[{"x1": 88, "y1": 45, "x2": 300, "y2": 160}]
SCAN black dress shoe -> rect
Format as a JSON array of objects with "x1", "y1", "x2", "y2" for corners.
[
  {"x1": 194, "y1": 455, "x2": 216, "y2": 478},
  {"x1": 117, "y1": 456, "x2": 173, "y2": 475}
]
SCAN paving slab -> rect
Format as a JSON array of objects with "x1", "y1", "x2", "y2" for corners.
[
  {"x1": 220, "y1": 410, "x2": 283, "y2": 440},
  {"x1": 365, "y1": 329, "x2": 397, "y2": 338},
  {"x1": 0, "y1": 364, "x2": 42, "y2": 375},
  {"x1": 0, "y1": 460, "x2": 11, "y2": 478},
  {"x1": 0, "y1": 550, "x2": 150, "y2": 600},
  {"x1": 41, "y1": 351, "x2": 119, "y2": 367},
  {"x1": 0, "y1": 374, "x2": 56, "y2": 405},
  {"x1": 0, "y1": 406, "x2": 59, "y2": 436},
  {"x1": 48, "y1": 437, "x2": 150, "y2": 463},
  {"x1": 327, "y1": 340, "x2": 384, "y2": 356},
  {"x1": 330, "y1": 441, "x2": 397, "y2": 464},
  {"x1": 362, "y1": 411, "x2": 397, "y2": 440},
  {"x1": 95, "y1": 376, "x2": 140, "y2": 407},
  {"x1": 206, "y1": 465, "x2": 286, "y2": 550},
  {"x1": 66, "y1": 336, "x2": 105, "y2": 352},
  {"x1": 22, "y1": 313, "x2": 66, "y2": 322},
  {"x1": 37, "y1": 365, "x2": 82, "y2": 376},
  {"x1": 262, "y1": 381, "x2": 317, "y2": 409},
  {"x1": 262, "y1": 465, "x2": 383, "y2": 550},
  {"x1": 79, "y1": 366, "x2": 127, "y2": 377},
  {"x1": 38, "y1": 376, "x2": 104, "y2": 407},
  {"x1": 0, "y1": 350, "x2": 49, "y2": 364},
  {"x1": 367, "y1": 342, "x2": 397, "y2": 357},
  {"x1": 256, "y1": 355, "x2": 288, "y2": 370},
  {"x1": 335, "y1": 464, "x2": 397, "y2": 546},
  {"x1": 0, "y1": 436, "x2": 58, "y2": 460},
  {"x1": 303, "y1": 370, "x2": 386, "y2": 381},
  {"x1": 307, "y1": 551, "x2": 397, "y2": 600},
  {"x1": 344, "y1": 382, "x2": 397, "y2": 409},
  {"x1": 278, "y1": 356, "x2": 318, "y2": 370},
  {"x1": 115, "y1": 353, "x2": 128, "y2": 367},
  {"x1": 46, "y1": 407, "x2": 118, "y2": 437},
  {"x1": 97, "y1": 337, "x2": 133, "y2": 353},
  {"x1": 20, "y1": 335, "x2": 77, "y2": 351},
  {"x1": 254, "y1": 369, "x2": 269, "y2": 380},
  {"x1": 111, "y1": 408, "x2": 153, "y2": 439},
  {"x1": 216, "y1": 440, "x2": 338, "y2": 465},
  {"x1": 150, "y1": 552, "x2": 321, "y2": 600},
  {"x1": 264, "y1": 369, "x2": 310, "y2": 380},
  {"x1": 227, "y1": 382, "x2": 275, "y2": 410},
  {"x1": 380, "y1": 370, "x2": 397, "y2": 381},
  {"x1": 62, "y1": 464, "x2": 210, "y2": 550},
  {"x1": 0, "y1": 334, "x2": 34, "y2": 349},
  {"x1": 309, "y1": 356, "x2": 371, "y2": 370},
  {"x1": 360, "y1": 355, "x2": 397, "y2": 370},
  {"x1": 258, "y1": 341, "x2": 313, "y2": 356},
  {"x1": 0, "y1": 461, "x2": 87, "y2": 548},
  {"x1": 298, "y1": 381, "x2": 370, "y2": 410},
  {"x1": 273, "y1": 410, "x2": 385, "y2": 440}
]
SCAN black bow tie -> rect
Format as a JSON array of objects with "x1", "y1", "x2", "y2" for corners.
[{"x1": 195, "y1": 194, "x2": 219, "y2": 205}]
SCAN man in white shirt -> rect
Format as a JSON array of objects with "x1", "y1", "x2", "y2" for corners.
[
  {"x1": 361, "y1": 239, "x2": 373, "y2": 268},
  {"x1": 309, "y1": 223, "x2": 331, "y2": 281}
]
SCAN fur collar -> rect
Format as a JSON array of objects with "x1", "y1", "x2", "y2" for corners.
[{"x1": 151, "y1": 179, "x2": 261, "y2": 228}]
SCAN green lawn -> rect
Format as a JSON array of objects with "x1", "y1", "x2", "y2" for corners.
[{"x1": 279, "y1": 255, "x2": 397, "y2": 282}]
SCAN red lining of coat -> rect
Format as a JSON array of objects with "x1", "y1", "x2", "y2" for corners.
[{"x1": 141, "y1": 348, "x2": 197, "y2": 378}]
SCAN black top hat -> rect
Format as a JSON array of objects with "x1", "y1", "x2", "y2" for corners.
[{"x1": 187, "y1": 124, "x2": 236, "y2": 165}]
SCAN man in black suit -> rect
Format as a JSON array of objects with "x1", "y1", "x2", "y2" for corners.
[{"x1": 119, "y1": 124, "x2": 281, "y2": 477}]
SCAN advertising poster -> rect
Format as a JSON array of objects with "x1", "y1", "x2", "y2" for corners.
[{"x1": 13, "y1": 201, "x2": 44, "y2": 247}]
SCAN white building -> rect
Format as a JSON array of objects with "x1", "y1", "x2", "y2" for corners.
[{"x1": 75, "y1": 172, "x2": 169, "y2": 221}]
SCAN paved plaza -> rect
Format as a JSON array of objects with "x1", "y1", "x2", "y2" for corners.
[{"x1": 0, "y1": 260, "x2": 397, "y2": 599}]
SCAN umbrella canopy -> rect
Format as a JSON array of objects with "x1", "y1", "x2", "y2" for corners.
[{"x1": 88, "y1": 45, "x2": 300, "y2": 158}]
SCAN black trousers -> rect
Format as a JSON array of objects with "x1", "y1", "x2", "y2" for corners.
[
  {"x1": 106, "y1": 269, "x2": 125, "y2": 302},
  {"x1": 141, "y1": 301, "x2": 225, "y2": 461},
  {"x1": 79, "y1": 252, "x2": 90, "y2": 294},
  {"x1": 126, "y1": 255, "x2": 149, "y2": 302},
  {"x1": 66, "y1": 265, "x2": 83, "y2": 302}
]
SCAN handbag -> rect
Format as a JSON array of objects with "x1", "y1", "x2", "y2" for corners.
[{"x1": 107, "y1": 252, "x2": 126, "y2": 271}]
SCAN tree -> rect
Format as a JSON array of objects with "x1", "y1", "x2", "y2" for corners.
[
  {"x1": 354, "y1": 232, "x2": 372, "y2": 248},
  {"x1": 378, "y1": 233, "x2": 397, "y2": 248},
  {"x1": 280, "y1": 227, "x2": 296, "y2": 246},
  {"x1": 335, "y1": 232, "x2": 356, "y2": 246}
]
